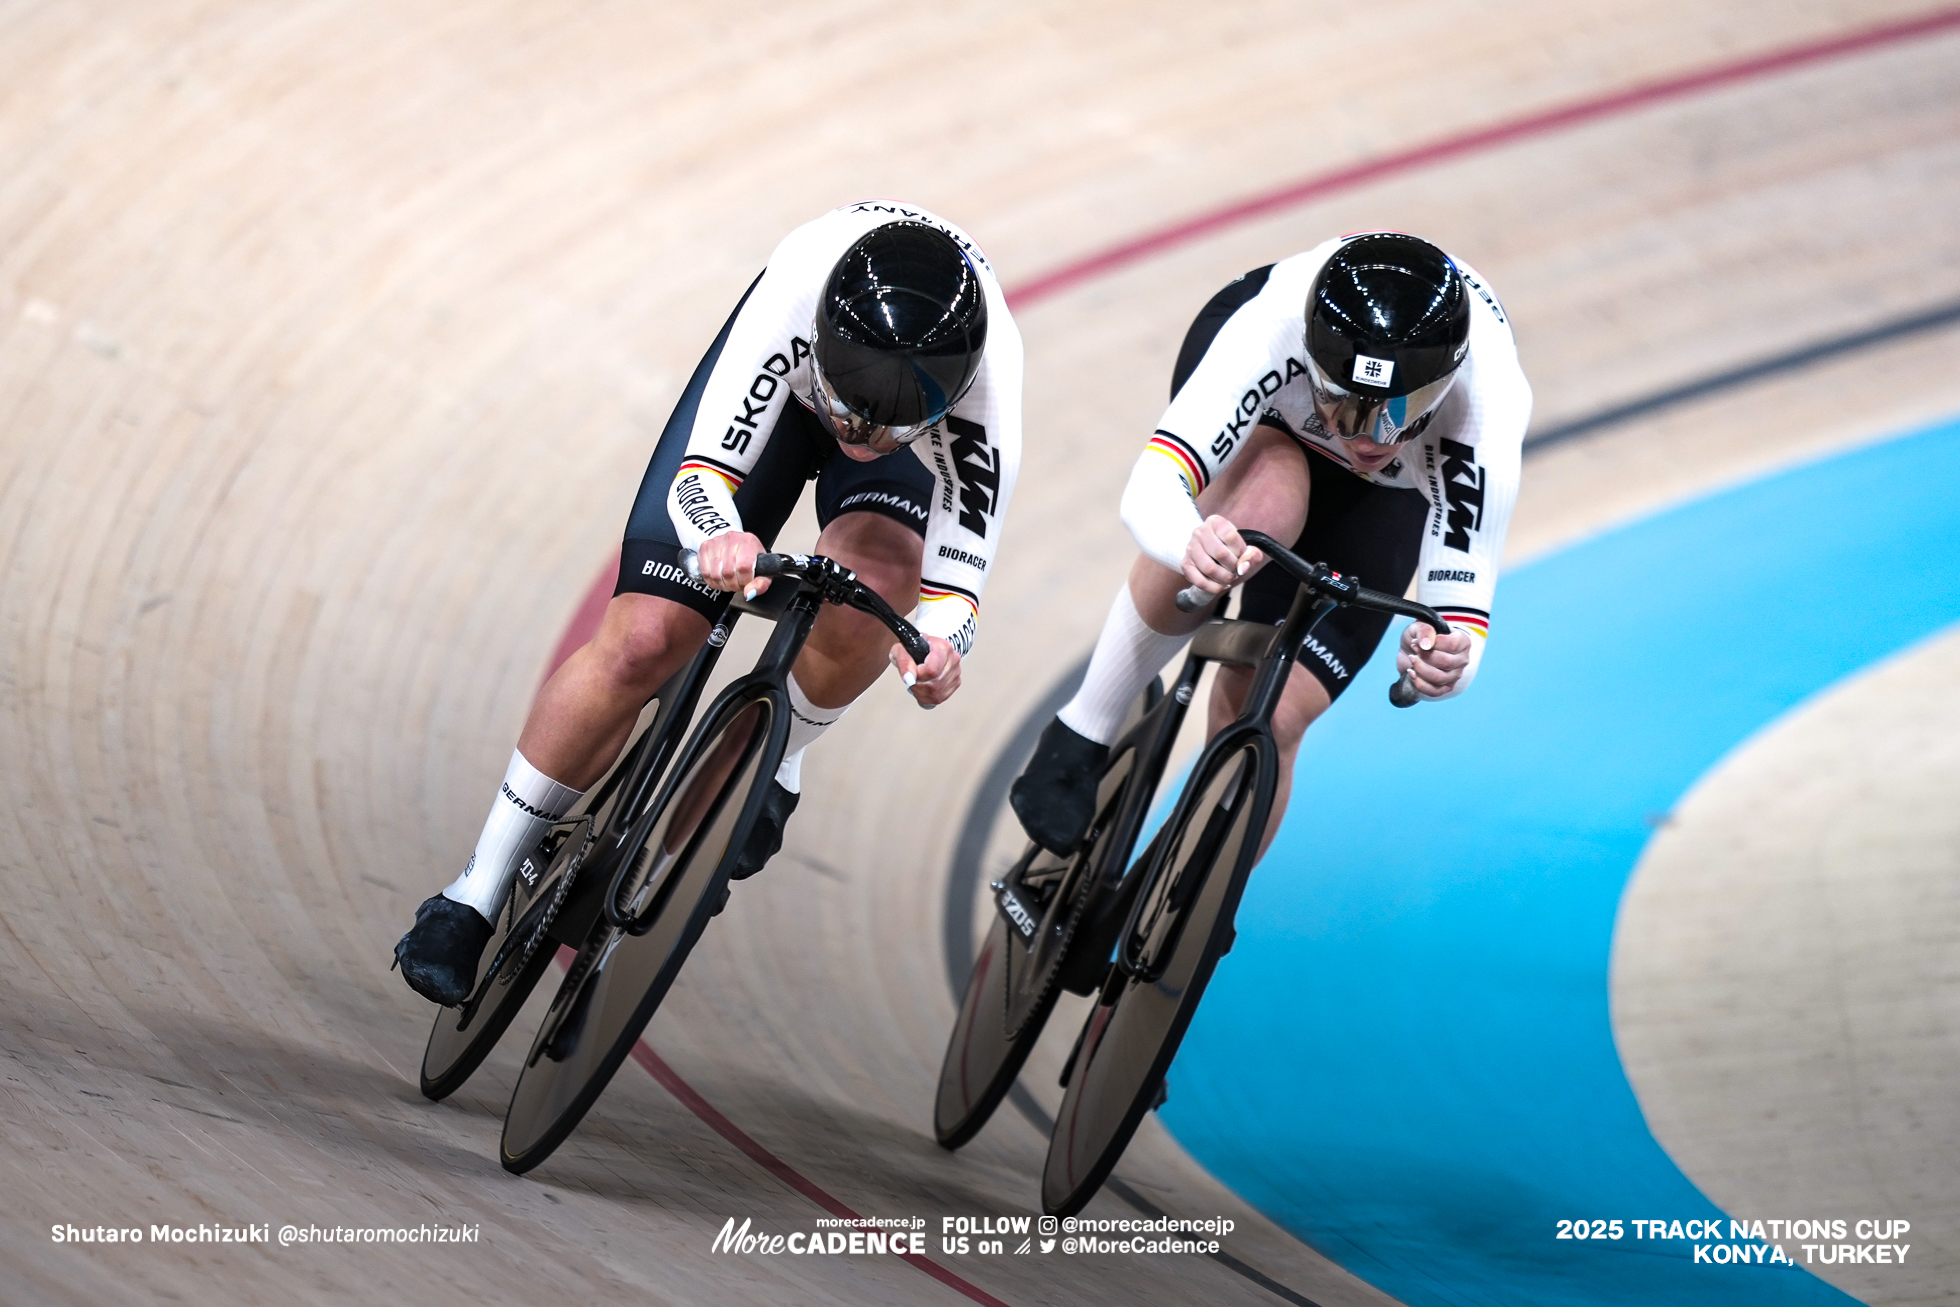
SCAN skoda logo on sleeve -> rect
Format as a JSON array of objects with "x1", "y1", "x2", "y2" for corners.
[{"x1": 1352, "y1": 354, "x2": 1394, "y2": 387}]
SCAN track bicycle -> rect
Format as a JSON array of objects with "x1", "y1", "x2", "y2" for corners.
[
  {"x1": 497, "y1": 551, "x2": 928, "y2": 1173},
  {"x1": 1042, "y1": 532, "x2": 1449, "y2": 1213},
  {"x1": 931, "y1": 530, "x2": 1445, "y2": 1215},
  {"x1": 418, "y1": 632, "x2": 728, "y2": 1101}
]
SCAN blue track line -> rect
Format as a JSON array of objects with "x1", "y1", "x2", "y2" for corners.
[{"x1": 1157, "y1": 415, "x2": 1960, "y2": 1306}]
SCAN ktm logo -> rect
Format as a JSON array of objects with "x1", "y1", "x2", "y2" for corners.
[
  {"x1": 1439, "y1": 437, "x2": 1485, "y2": 551},
  {"x1": 947, "y1": 416, "x2": 999, "y2": 537}
]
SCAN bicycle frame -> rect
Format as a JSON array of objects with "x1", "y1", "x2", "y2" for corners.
[
  {"x1": 451, "y1": 622, "x2": 740, "y2": 1023},
  {"x1": 1081, "y1": 653, "x2": 1204, "y2": 892},
  {"x1": 1037, "y1": 535, "x2": 1453, "y2": 1216},
  {"x1": 600, "y1": 616, "x2": 740, "y2": 862},
  {"x1": 599, "y1": 579, "x2": 818, "y2": 933},
  {"x1": 1114, "y1": 581, "x2": 1339, "y2": 981}
]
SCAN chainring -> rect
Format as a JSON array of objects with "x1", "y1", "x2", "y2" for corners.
[
  {"x1": 1001, "y1": 773, "x2": 1130, "y2": 1040},
  {"x1": 464, "y1": 816, "x2": 594, "y2": 1011}
]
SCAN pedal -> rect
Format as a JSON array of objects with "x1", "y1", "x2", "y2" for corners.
[
  {"x1": 990, "y1": 878, "x2": 1040, "y2": 944},
  {"x1": 543, "y1": 974, "x2": 595, "y2": 1063},
  {"x1": 1098, "y1": 966, "x2": 1128, "y2": 1006},
  {"x1": 1059, "y1": 958, "x2": 1105, "y2": 997},
  {"x1": 1058, "y1": 1016, "x2": 1089, "y2": 1089}
]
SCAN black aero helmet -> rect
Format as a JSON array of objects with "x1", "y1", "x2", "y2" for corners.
[
  {"x1": 809, "y1": 221, "x2": 988, "y2": 446},
  {"x1": 1304, "y1": 233, "x2": 1470, "y2": 443}
]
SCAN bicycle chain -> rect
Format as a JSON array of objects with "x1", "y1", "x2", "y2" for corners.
[
  {"x1": 512, "y1": 826, "x2": 596, "y2": 975},
  {"x1": 465, "y1": 820, "x2": 595, "y2": 1007},
  {"x1": 1003, "y1": 817, "x2": 1107, "y2": 1042}
]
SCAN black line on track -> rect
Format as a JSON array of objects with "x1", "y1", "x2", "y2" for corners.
[
  {"x1": 941, "y1": 298, "x2": 1960, "y2": 1306},
  {"x1": 1524, "y1": 297, "x2": 1960, "y2": 451}
]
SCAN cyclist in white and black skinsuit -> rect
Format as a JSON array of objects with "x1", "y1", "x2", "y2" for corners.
[
  {"x1": 396, "y1": 202, "x2": 1023, "y2": 1005},
  {"x1": 1012, "y1": 232, "x2": 1529, "y2": 857}
]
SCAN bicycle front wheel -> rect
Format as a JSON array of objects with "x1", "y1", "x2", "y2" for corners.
[
  {"x1": 498, "y1": 692, "x2": 778, "y2": 1173},
  {"x1": 1040, "y1": 736, "x2": 1272, "y2": 1216}
]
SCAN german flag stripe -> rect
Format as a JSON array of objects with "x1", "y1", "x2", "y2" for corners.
[
  {"x1": 688, "y1": 451, "x2": 747, "y2": 478},
  {"x1": 1438, "y1": 611, "x2": 1489, "y2": 636},
  {"x1": 919, "y1": 584, "x2": 979, "y2": 614},
  {"x1": 1147, "y1": 432, "x2": 1208, "y2": 496},
  {"x1": 679, "y1": 459, "x2": 742, "y2": 494},
  {"x1": 920, "y1": 582, "x2": 978, "y2": 604}
]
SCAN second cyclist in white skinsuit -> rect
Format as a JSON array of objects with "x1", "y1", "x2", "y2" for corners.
[{"x1": 1012, "y1": 231, "x2": 1531, "y2": 858}]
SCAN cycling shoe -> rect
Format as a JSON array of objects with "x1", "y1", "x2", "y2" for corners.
[
  {"x1": 1010, "y1": 717, "x2": 1109, "y2": 855},
  {"x1": 393, "y1": 894, "x2": 494, "y2": 1006},
  {"x1": 730, "y1": 781, "x2": 798, "y2": 880}
]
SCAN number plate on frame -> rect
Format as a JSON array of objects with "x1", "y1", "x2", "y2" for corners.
[{"x1": 991, "y1": 879, "x2": 1040, "y2": 942}]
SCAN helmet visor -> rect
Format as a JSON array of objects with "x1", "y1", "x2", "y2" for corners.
[
  {"x1": 1305, "y1": 354, "x2": 1458, "y2": 444},
  {"x1": 806, "y1": 351, "x2": 941, "y2": 449}
]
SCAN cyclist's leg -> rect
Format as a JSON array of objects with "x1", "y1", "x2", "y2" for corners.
[
  {"x1": 521, "y1": 595, "x2": 712, "y2": 790},
  {"x1": 795, "y1": 511, "x2": 924, "y2": 706},
  {"x1": 1207, "y1": 450, "x2": 1428, "y2": 855},
  {"x1": 1011, "y1": 271, "x2": 1284, "y2": 853},
  {"x1": 726, "y1": 437, "x2": 933, "y2": 876},
  {"x1": 428, "y1": 299, "x2": 768, "y2": 935},
  {"x1": 1204, "y1": 661, "x2": 1330, "y2": 860},
  {"x1": 401, "y1": 596, "x2": 702, "y2": 1006},
  {"x1": 784, "y1": 431, "x2": 933, "y2": 726}
]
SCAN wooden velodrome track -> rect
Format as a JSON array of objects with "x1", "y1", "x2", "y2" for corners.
[{"x1": 3, "y1": 2, "x2": 1957, "y2": 1304}]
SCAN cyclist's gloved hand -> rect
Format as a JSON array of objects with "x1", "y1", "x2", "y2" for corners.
[
  {"x1": 890, "y1": 635, "x2": 961, "y2": 709},
  {"x1": 1182, "y1": 514, "x2": 1265, "y2": 595},
  {"x1": 1395, "y1": 621, "x2": 1473, "y2": 699},
  {"x1": 698, "y1": 530, "x2": 769, "y2": 597}
]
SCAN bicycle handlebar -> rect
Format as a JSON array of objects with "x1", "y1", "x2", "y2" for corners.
[
  {"x1": 1171, "y1": 529, "x2": 1450, "y2": 709},
  {"x1": 680, "y1": 548, "x2": 930, "y2": 664},
  {"x1": 754, "y1": 552, "x2": 932, "y2": 664}
]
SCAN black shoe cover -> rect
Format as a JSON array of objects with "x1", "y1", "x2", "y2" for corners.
[
  {"x1": 394, "y1": 894, "x2": 494, "y2": 1006},
  {"x1": 1010, "y1": 717, "x2": 1110, "y2": 855},
  {"x1": 730, "y1": 781, "x2": 798, "y2": 880}
]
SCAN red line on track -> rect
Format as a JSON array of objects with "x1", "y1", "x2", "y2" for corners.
[
  {"x1": 538, "y1": 11, "x2": 1960, "y2": 1303},
  {"x1": 1006, "y1": 7, "x2": 1960, "y2": 309},
  {"x1": 628, "y1": 1041, "x2": 1015, "y2": 1307}
]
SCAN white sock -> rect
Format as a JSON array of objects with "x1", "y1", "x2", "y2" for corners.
[
  {"x1": 1056, "y1": 584, "x2": 1191, "y2": 746},
  {"x1": 773, "y1": 672, "x2": 849, "y2": 794},
  {"x1": 443, "y1": 750, "x2": 584, "y2": 922}
]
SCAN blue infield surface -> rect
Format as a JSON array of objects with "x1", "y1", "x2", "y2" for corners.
[{"x1": 1158, "y1": 415, "x2": 1960, "y2": 1307}]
